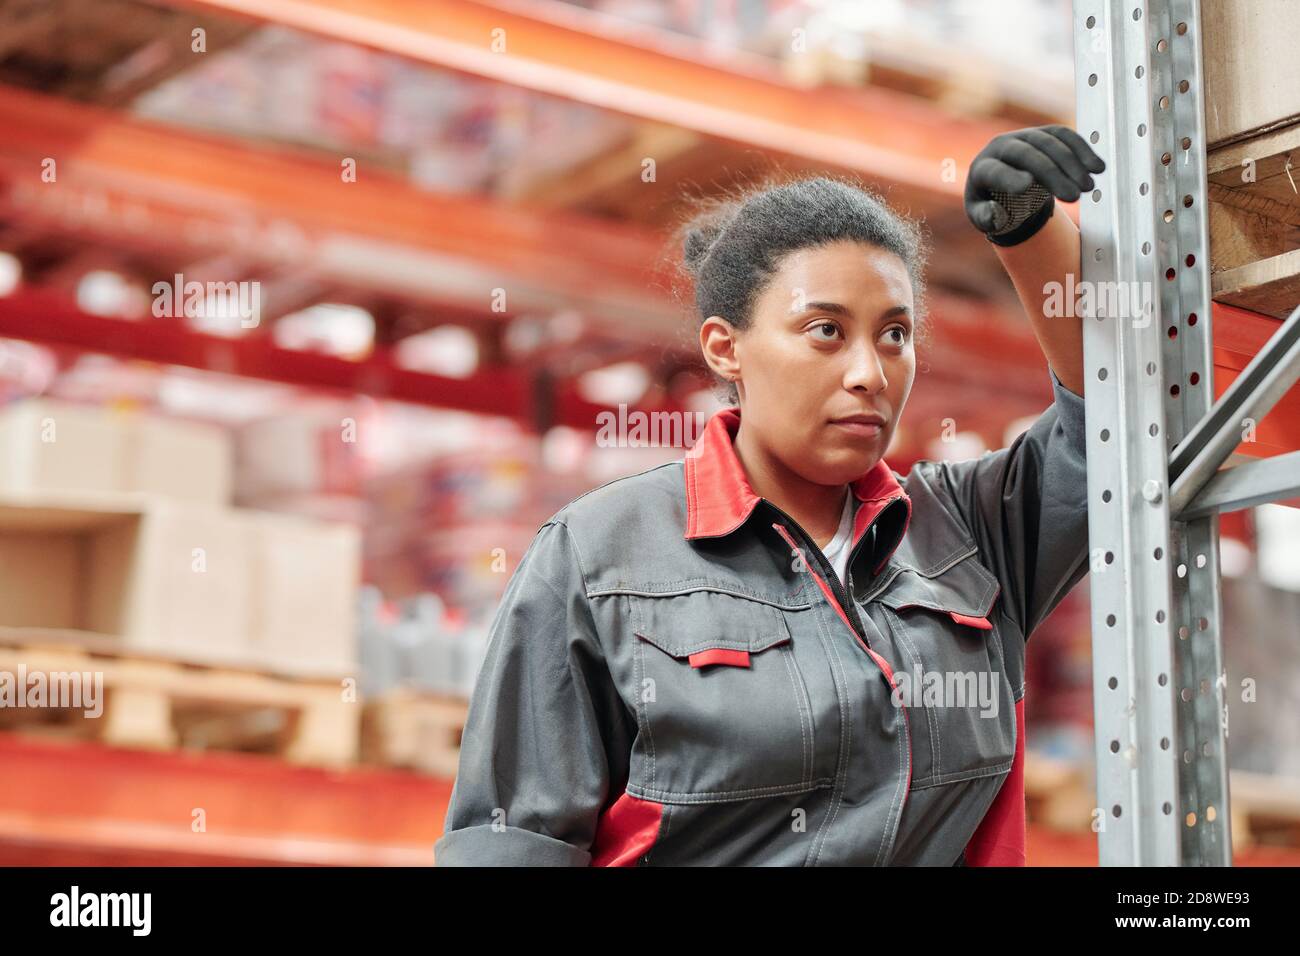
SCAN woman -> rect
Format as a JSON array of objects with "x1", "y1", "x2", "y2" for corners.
[{"x1": 436, "y1": 125, "x2": 1105, "y2": 866}]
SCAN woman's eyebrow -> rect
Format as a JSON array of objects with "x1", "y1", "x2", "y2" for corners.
[
  {"x1": 798, "y1": 301, "x2": 912, "y2": 322},
  {"x1": 801, "y1": 300, "x2": 853, "y2": 317}
]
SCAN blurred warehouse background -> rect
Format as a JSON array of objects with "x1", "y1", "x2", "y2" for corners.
[{"x1": 0, "y1": 0, "x2": 1298, "y2": 865}]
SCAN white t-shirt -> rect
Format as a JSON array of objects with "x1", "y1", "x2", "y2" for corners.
[{"x1": 821, "y1": 490, "x2": 859, "y2": 588}]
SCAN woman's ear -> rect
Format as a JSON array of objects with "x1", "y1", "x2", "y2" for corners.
[{"x1": 699, "y1": 314, "x2": 741, "y2": 382}]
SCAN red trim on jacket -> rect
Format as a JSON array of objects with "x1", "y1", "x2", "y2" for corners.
[
  {"x1": 964, "y1": 695, "x2": 1027, "y2": 866},
  {"x1": 590, "y1": 791, "x2": 665, "y2": 866},
  {"x1": 687, "y1": 648, "x2": 750, "y2": 668},
  {"x1": 684, "y1": 406, "x2": 910, "y2": 561}
]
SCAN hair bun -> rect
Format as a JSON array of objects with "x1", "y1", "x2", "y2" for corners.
[{"x1": 682, "y1": 225, "x2": 719, "y2": 274}]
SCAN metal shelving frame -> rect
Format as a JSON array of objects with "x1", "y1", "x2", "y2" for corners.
[{"x1": 1074, "y1": 0, "x2": 1300, "y2": 865}]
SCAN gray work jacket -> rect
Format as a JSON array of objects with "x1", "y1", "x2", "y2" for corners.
[{"x1": 436, "y1": 368, "x2": 1089, "y2": 866}]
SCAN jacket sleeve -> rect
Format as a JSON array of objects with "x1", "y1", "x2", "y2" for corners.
[
  {"x1": 925, "y1": 366, "x2": 1090, "y2": 640},
  {"x1": 433, "y1": 520, "x2": 634, "y2": 865}
]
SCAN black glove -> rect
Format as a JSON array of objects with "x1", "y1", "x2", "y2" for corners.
[{"x1": 964, "y1": 125, "x2": 1106, "y2": 247}]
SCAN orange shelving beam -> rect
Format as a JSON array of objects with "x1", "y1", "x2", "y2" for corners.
[
  {"x1": 0, "y1": 733, "x2": 451, "y2": 866},
  {"x1": 159, "y1": 0, "x2": 1017, "y2": 199}
]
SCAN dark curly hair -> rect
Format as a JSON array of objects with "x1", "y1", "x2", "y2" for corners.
[{"x1": 670, "y1": 174, "x2": 930, "y2": 404}]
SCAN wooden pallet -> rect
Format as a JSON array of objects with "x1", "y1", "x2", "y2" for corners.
[
  {"x1": 0, "y1": 627, "x2": 358, "y2": 768},
  {"x1": 1024, "y1": 752, "x2": 1300, "y2": 850},
  {"x1": 360, "y1": 689, "x2": 468, "y2": 778}
]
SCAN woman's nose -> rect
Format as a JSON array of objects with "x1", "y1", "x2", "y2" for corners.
[{"x1": 844, "y1": 344, "x2": 888, "y2": 393}]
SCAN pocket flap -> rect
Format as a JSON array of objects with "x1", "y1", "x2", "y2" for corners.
[
  {"x1": 631, "y1": 592, "x2": 792, "y2": 661},
  {"x1": 873, "y1": 554, "x2": 1001, "y2": 621}
]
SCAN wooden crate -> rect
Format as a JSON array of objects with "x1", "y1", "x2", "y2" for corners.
[
  {"x1": 0, "y1": 627, "x2": 358, "y2": 768},
  {"x1": 1203, "y1": 1, "x2": 1300, "y2": 320}
]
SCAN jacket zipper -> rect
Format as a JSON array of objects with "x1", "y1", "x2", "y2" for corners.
[
  {"x1": 764, "y1": 502, "x2": 878, "y2": 650},
  {"x1": 767, "y1": 498, "x2": 915, "y2": 840},
  {"x1": 764, "y1": 498, "x2": 892, "y2": 646}
]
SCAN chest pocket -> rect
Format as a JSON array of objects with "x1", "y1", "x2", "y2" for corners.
[
  {"x1": 627, "y1": 590, "x2": 824, "y2": 803},
  {"x1": 865, "y1": 551, "x2": 1016, "y2": 790}
]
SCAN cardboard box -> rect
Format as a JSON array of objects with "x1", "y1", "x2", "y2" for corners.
[
  {"x1": 0, "y1": 400, "x2": 231, "y2": 506},
  {"x1": 246, "y1": 511, "x2": 360, "y2": 678},
  {"x1": 0, "y1": 401, "x2": 126, "y2": 497},
  {"x1": 1203, "y1": 0, "x2": 1300, "y2": 146},
  {"x1": 0, "y1": 495, "x2": 254, "y2": 665},
  {"x1": 124, "y1": 501, "x2": 254, "y2": 664},
  {"x1": 126, "y1": 414, "x2": 231, "y2": 506}
]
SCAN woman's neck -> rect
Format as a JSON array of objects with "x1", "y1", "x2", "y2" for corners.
[{"x1": 733, "y1": 421, "x2": 851, "y2": 550}]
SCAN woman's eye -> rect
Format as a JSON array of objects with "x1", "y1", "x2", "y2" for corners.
[
  {"x1": 810, "y1": 322, "x2": 841, "y2": 341},
  {"x1": 882, "y1": 326, "x2": 908, "y2": 347}
]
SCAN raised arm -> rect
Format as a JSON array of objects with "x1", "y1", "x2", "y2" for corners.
[{"x1": 964, "y1": 124, "x2": 1106, "y2": 397}]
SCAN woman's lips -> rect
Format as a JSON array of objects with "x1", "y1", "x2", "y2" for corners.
[{"x1": 830, "y1": 420, "x2": 883, "y2": 437}]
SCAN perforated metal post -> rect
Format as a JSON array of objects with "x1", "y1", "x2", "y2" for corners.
[{"x1": 1074, "y1": 0, "x2": 1231, "y2": 865}]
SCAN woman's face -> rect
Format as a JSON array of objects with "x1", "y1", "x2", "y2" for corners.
[{"x1": 702, "y1": 239, "x2": 916, "y2": 484}]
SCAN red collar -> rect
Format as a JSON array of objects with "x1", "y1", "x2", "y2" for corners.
[{"x1": 683, "y1": 406, "x2": 911, "y2": 568}]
